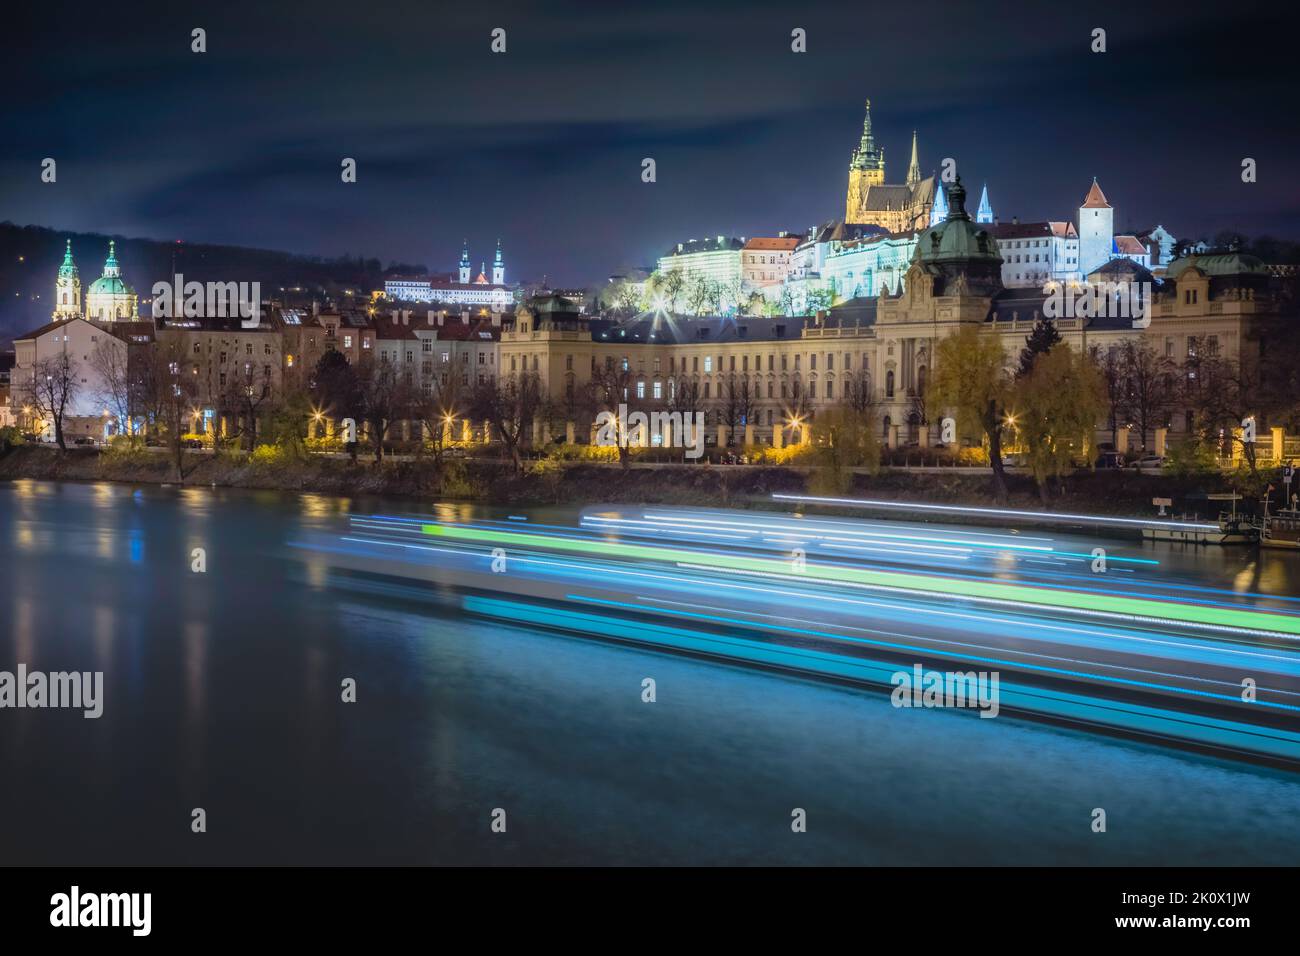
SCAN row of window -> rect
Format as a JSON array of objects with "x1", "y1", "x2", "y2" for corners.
[{"x1": 613, "y1": 370, "x2": 906, "y2": 402}]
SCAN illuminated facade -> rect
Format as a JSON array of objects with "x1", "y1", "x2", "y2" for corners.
[
  {"x1": 845, "y1": 101, "x2": 938, "y2": 233},
  {"x1": 655, "y1": 237, "x2": 745, "y2": 312},
  {"x1": 502, "y1": 181, "x2": 1275, "y2": 450},
  {"x1": 385, "y1": 240, "x2": 512, "y2": 309}
]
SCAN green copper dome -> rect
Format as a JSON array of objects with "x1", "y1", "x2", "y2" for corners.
[
  {"x1": 88, "y1": 275, "x2": 131, "y2": 295},
  {"x1": 916, "y1": 178, "x2": 1002, "y2": 266},
  {"x1": 911, "y1": 177, "x2": 1004, "y2": 296},
  {"x1": 1164, "y1": 253, "x2": 1270, "y2": 279},
  {"x1": 88, "y1": 240, "x2": 134, "y2": 296}
]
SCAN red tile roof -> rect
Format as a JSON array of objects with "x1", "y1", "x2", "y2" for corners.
[
  {"x1": 743, "y1": 237, "x2": 800, "y2": 252},
  {"x1": 1081, "y1": 179, "x2": 1111, "y2": 209},
  {"x1": 1113, "y1": 235, "x2": 1146, "y2": 255}
]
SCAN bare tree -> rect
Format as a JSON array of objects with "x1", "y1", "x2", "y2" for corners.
[
  {"x1": 841, "y1": 368, "x2": 876, "y2": 419},
  {"x1": 1089, "y1": 344, "x2": 1124, "y2": 448},
  {"x1": 21, "y1": 352, "x2": 78, "y2": 449},
  {"x1": 216, "y1": 358, "x2": 276, "y2": 452},
  {"x1": 586, "y1": 358, "x2": 638, "y2": 468},
  {"x1": 722, "y1": 375, "x2": 758, "y2": 445},
  {"x1": 135, "y1": 342, "x2": 199, "y2": 477},
  {"x1": 669, "y1": 376, "x2": 702, "y2": 419},
  {"x1": 412, "y1": 367, "x2": 466, "y2": 464},
  {"x1": 471, "y1": 371, "x2": 544, "y2": 474},
  {"x1": 660, "y1": 271, "x2": 684, "y2": 313},
  {"x1": 355, "y1": 354, "x2": 415, "y2": 462},
  {"x1": 87, "y1": 337, "x2": 136, "y2": 441},
  {"x1": 1118, "y1": 340, "x2": 1173, "y2": 452},
  {"x1": 1182, "y1": 352, "x2": 1269, "y2": 474}
]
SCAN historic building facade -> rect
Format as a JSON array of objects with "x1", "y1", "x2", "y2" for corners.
[{"x1": 499, "y1": 180, "x2": 1280, "y2": 452}]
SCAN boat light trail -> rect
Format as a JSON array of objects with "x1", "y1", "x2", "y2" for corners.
[
  {"x1": 772, "y1": 493, "x2": 1220, "y2": 531},
  {"x1": 420, "y1": 523, "x2": 1300, "y2": 637}
]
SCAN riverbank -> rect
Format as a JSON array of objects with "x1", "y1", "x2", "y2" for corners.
[{"x1": 0, "y1": 443, "x2": 1243, "y2": 522}]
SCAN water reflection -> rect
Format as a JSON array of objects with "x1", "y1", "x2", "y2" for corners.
[{"x1": 0, "y1": 480, "x2": 1297, "y2": 865}]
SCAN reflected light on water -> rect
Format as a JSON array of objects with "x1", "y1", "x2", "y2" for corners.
[
  {"x1": 299, "y1": 493, "x2": 349, "y2": 520},
  {"x1": 93, "y1": 605, "x2": 115, "y2": 670},
  {"x1": 179, "y1": 488, "x2": 214, "y2": 517},
  {"x1": 12, "y1": 598, "x2": 36, "y2": 662}
]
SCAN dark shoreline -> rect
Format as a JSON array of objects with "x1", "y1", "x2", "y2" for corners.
[{"x1": 0, "y1": 443, "x2": 1251, "y2": 537}]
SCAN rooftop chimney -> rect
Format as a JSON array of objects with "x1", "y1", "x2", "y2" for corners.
[
  {"x1": 461, "y1": 311, "x2": 470, "y2": 324},
  {"x1": 427, "y1": 310, "x2": 435, "y2": 326}
]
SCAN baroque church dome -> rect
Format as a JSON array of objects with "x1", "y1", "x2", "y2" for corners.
[
  {"x1": 87, "y1": 240, "x2": 134, "y2": 297},
  {"x1": 85, "y1": 239, "x2": 138, "y2": 321}
]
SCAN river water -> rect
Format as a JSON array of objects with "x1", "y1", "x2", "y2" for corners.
[{"x1": 1, "y1": 479, "x2": 1297, "y2": 865}]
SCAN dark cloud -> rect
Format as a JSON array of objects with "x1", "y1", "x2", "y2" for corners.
[{"x1": 3, "y1": 0, "x2": 1298, "y2": 286}]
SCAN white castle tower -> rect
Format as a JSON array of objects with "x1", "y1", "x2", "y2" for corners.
[
  {"x1": 1078, "y1": 178, "x2": 1114, "y2": 276},
  {"x1": 492, "y1": 239, "x2": 504, "y2": 285}
]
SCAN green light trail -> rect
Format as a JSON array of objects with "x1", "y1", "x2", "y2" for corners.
[{"x1": 421, "y1": 524, "x2": 1300, "y2": 637}]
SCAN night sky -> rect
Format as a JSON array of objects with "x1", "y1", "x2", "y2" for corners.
[{"x1": 5, "y1": 0, "x2": 1299, "y2": 286}]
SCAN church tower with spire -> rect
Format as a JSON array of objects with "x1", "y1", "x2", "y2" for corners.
[
  {"x1": 845, "y1": 99, "x2": 937, "y2": 231},
  {"x1": 458, "y1": 240, "x2": 471, "y2": 284},
  {"x1": 52, "y1": 239, "x2": 82, "y2": 321},
  {"x1": 976, "y1": 183, "x2": 994, "y2": 224},
  {"x1": 845, "y1": 99, "x2": 886, "y2": 223},
  {"x1": 906, "y1": 131, "x2": 921, "y2": 188},
  {"x1": 492, "y1": 239, "x2": 504, "y2": 285}
]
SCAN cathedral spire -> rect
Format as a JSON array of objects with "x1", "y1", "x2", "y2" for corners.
[
  {"x1": 906, "y1": 130, "x2": 921, "y2": 187},
  {"x1": 849, "y1": 98, "x2": 884, "y2": 173},
  {"x1": 929, "y1": 177, "x2": 949, "y2": 226},
  {"x1": 976, "y1": 182, "x2": 994, "y2": 223}
]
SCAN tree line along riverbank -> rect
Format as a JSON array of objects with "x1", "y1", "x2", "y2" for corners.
[{"x1": 0, "y1": 443, "x2": 1251, "y2": 523}]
